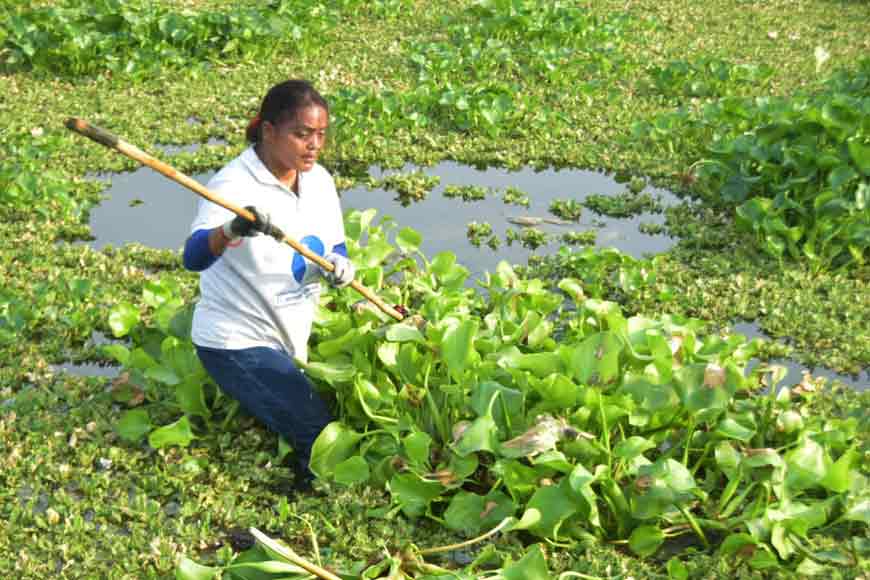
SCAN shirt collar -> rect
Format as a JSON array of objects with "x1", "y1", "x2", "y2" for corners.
[{"x1": 240, "y1": 145, "x2": 302, "y2": 195}]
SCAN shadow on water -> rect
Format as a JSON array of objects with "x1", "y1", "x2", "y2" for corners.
[{"x1": 730, "y1": 321, "x2": 868, "y2": 391}]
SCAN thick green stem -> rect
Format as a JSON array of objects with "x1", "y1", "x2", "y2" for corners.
[{"x1": 677, "y1": 504, "x2": 710, "y2": 549}]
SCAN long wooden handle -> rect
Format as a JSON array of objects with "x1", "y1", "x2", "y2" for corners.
[{"x1": 65, "y1": 117, "x2": 404, "y2": 321}]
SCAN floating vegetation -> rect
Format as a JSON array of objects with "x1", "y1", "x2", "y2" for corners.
[
  {"x1": 506, "y1": 227, "x2": 549, "y2": 250},
  {"x1": 0, "y1": 0, "x2": 323, "y2": 77},
  {"x1": 444, "y1": 184, "x2": 488, "y2": 201},
  {"x1": 548, "y1": 198, "x2": 583, "y2": 221},
  {"x1": 559, "y1": 230, "x2": 597, "y2": 246},
  {"x1": 371, "y1": 171, "x2": 441, "y2": 206},
  {"x1": 584, "y1": 191, "x2": 663, "y2": 218},
  {"x1": 633, "y1": 58, "x2": 870, "y2": 271},
  {"x1": 466, "y1": 221, "x2": 499, "y2": 249},
  {"x1": 638, "y1": 222, "x2": 665, "y2": 235},
  {"x1": 502, "y1": 186, "x2": 530, "y2": 207},
  {"x1": 643, "y1": 57, "x2": 775, "y2": 101}
]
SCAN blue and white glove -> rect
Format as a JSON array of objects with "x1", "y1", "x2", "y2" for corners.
[{"x1": 323, "y1": 252, "x2": 355, "y2": 288}]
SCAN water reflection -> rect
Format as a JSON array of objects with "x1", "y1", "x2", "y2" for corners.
[{"x1": 87, "y1": 161, "x2": 677, "y2": 276}]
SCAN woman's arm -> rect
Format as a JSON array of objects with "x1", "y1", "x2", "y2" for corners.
[{"x1": 183, "y1": 227, "x2": 231, "y2": 271}]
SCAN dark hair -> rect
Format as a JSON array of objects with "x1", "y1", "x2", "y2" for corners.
[{"x1": 245, "y1": 79, "x2": 329, "y2": 143}]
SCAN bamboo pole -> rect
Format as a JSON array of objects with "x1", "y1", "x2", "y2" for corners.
[{"x1": 65, "y1": 117, "x2": 404, "y2": 321}]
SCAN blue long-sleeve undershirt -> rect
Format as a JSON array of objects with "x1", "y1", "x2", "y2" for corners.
[
  {"x1": 183, "y1": 228, "x2": 348, "y2": 272},
  {"x1": 183, "y1": 228, "x2": 218, "y2": 272}
]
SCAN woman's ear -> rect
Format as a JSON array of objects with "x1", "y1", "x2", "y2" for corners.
[{"x1": 261, "y1": 120, "x2": 276, "y2": 144}]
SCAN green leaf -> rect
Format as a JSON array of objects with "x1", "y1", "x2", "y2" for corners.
[
  {"x1": 396, "y1": 226, "x2": 422, "y2": 254},
  {"x1": 102, "y1": 344, "x2": 130, "y2": 365},
  {"x1": 715, "y1": 417, "x2": 756, "y2": 442},
  {"x1": 148, "y1": 415, "x2": 195, "y2": 449},
  {"x1": 175, "y1": 557, "x2": 218, "y2": 580},
  {"x1": 454, "y1": 412, "x2": 498, "y2": 457},
  {"x1": 567, "y1": 331, "x2": 622, "y2": 385},
  {"x1": 116, "y1": 409, "x2": 152, "y2": 443},
  {"x1": 844, "y1": 498, "x2": 870, "y2": 525},
  {"x1": 567, "y1": 463, "x2": 601, "y2": 528},
  {"x1": 512, "y1": 481, "x2": 578, "y2": 538},
  {"x1": 715, "y1": 441, "x2": 741, "y2": 480},
  {"x1": 848, "y1": 138, "x2": 870, "y2": 175},
  {"x1": 302, "y1": 360, "x2": 356, "y2": 385},
  {"x1": 403, "y1": 431, "x2": 432, "y2": 467},
  {"x1": 785, "y1": 436, "x2": 831, "y2": 492},
  {"x1": 145, "y1": 365, "x2": 180, "y2": 386},
  {"x1": 497, "y1": 348, "x2": 562, "y2": 378},
  {"x1": 441, "y1": 317, "x2": 479, "y2": 381},
  {"x1": 108, "y1": 302, "x2": 140, "y2": 337},
  {"x1": 719, "y1": 533, "x2": 757, "y2": 557},
  {"x1": 386, "y1": 323, "x2": 425, "y2": 343},
  {"x1": 502, "y1": 544, "x2": 552, "y2": 580},
  {"x1": 820, "y1": 448, "x2": 856, "y2": 493},
  {"x1": 309, "y1": 422, "x2": 366, "y2": 479},
  {"x1": 666, "y1": 557, "x2": 689, "y2": 580},
  {"x1": 471, "y1": 381, "x2": 524, "y2": 433},
  {"x1": 176, "y1": 377, "x2": 210, "y2": 418},
  {"x1": 389, "y1": 473, "x2": 443, "y2": 518},
  {"x1": 333, "y1": 456, "x2": 370, "y2": 486},
  {"x1": 614, "y1": 436, "x2": 655, "y2": 461},
  {"x1": 444, "y1": 491, "x2": 487, "y2": 535},
  {"x1": 629, "y1": 525, "x2": 665, "y2": 557},
  {"x1": 226, "y1": 560, "x2": 310, "y2": 575}
]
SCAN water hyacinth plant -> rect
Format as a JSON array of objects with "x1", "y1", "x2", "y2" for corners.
[
  {"x1": 303, "y1": 212, "x2": 869, "y2": 569},
  {"x1": 103, "y1": 211, "x2": 867, "y2": 577}
]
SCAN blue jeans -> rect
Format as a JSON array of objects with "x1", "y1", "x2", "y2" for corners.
[{"x1": 195, "y1": 345, "x2": 332, "y2": 480}]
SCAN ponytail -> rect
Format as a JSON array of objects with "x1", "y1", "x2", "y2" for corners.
[{"x1": 245, "y1": 114, "x2": 262, "y2": 143}]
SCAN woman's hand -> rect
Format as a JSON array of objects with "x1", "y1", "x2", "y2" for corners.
[
  {"x1": 222, "y1": 206, "x2": 273, "y2": 240},
  {"x1": 323, "y1": 253, "x2": 355, "y2": 287}
]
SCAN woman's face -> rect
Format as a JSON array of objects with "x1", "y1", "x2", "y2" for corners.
[{"x1": 262, "y1": 105, "x2": 329, "y2": 173}]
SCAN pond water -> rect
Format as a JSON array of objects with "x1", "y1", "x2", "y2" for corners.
[
  {"x1": 341, "y1": 162, "x2": 678, "y2": 279},
  {"x1": 87, "y1": 160, "x2": 678, "y2": 276},
  {"x1": 730, "y1": 321, "x2": 868, "y2": 391}
]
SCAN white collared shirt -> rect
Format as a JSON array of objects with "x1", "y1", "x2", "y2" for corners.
[{"x1": 189, "y1": 146, "x2": 345, "y2": 362}]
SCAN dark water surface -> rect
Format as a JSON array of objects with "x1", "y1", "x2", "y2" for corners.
[{"x1": 87, "y1": 161, "x2": 677, "y2": 273}]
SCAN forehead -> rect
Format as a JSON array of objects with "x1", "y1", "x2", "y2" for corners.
[{"x1": 280, "y1": 105, "x2": 329, "y2": 129}]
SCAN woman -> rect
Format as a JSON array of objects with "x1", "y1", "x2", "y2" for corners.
[{"x1": 182, "y1": 79, "x2": 353, "y2": 491}]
